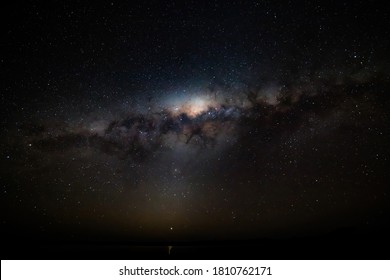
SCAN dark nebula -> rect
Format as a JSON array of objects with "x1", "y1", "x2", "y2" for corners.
[{"x1": 1, "y1": 1, "x2": 390, "y2": 258}]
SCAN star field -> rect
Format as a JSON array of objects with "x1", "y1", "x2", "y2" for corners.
[{"x1": 1, "y1": 1, "x2": 390, "y2": 256}]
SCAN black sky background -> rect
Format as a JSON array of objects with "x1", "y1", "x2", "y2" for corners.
[
  {"x1": 1, "y1": 0, "x2": 390, "y2": 259},
  {"x1": 3, "y1": 1, "x2": 389, "y2": 110}
]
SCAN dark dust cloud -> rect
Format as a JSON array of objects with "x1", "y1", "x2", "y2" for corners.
[{"x1": 1, "y1": 1, "x2": 390, "y2": 250}]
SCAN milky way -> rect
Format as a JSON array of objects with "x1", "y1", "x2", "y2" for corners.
[
  {"x1": 2, "y1": 1, "x2": 390, "y2": 257},
  {"x1": 3, "y1": 67, "x2": 389, "y2": 242}
]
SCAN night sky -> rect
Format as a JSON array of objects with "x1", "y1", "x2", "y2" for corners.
[{"x1": 1, "y1": 1, "x2": 390, "y2": 257}]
